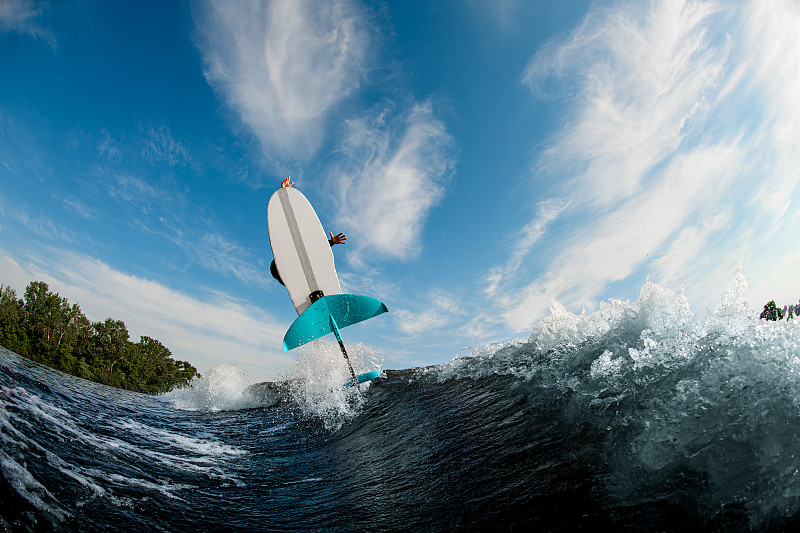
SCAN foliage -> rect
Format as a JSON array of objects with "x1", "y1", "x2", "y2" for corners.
[
  {"x1": 760, "y1": 300, "x2": 800, "y2": 321},
  {"x1": 760, "y1": 300, "x2": 782, "y2": 321},
  {"x1": 0, "y1": 281, "x2": 198, "y2": 394}
]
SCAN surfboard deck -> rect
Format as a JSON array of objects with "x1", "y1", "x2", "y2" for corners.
[{"x1": 267, "y1": 187, "x2": 342, "y2": 315}]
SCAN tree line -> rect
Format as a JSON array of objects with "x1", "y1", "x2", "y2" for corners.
[
  {"x1": 760, "y1": 300, "x2": 800, "y2": 321},
  {"x1": 0, "y1": 281, "x2": 198, "y2": 394}
]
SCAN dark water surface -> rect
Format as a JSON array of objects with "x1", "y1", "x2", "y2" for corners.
[{"x1": 3, "y1": 275, "x2": 800, "y2": 531}]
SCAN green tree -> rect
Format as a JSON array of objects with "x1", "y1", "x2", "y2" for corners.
[
  {"x1": 760, "y1": 300, "x2": 782, "y2": 321},
  {"x1": 1, "y1": 280, "x2": 199, "y2": 393},
  {"x1": 21, "y1": 281, "x2": 90, "y2": 369},
  {"x1": 137, "y1": 336, "x2": 174, "y2": 393},
  {"x1": 0, "y1": 286, "x2": 28, "y2": 355},
  {"x1": 85, "y1": 318, "x2": 132, "y2": 388}
]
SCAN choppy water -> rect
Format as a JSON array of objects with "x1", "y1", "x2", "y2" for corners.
[{"x1": 2, "y1": 271, "x2": 800, "y2": 531}]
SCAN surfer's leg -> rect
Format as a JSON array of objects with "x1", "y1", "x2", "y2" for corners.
[{"x1": 270, "y1": 260, "x2": 285, "y2": 286}]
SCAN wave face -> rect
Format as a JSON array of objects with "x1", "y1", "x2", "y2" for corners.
[{"x1": 3, "y1": 273, "x2": 800, "y2": 531}]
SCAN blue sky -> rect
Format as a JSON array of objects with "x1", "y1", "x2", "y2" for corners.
[{"x1": 1, "y1": 0, "x2": 798, "y2": 381}]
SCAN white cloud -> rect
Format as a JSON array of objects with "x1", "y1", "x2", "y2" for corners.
[
  {"x1": 2, "y1": 129, "x2": 266, "y2": 298},
  {"x1": 109, "y1": 174, "x2": 160, "y2": 207},
  {"x1": 196, "y1": 232, "x2": 269, "y2": 288},
  {"x1": 394, "y1": 309, "x2": 451, "y2": 335},
  {"x1": 395, "y1": 289, "x2": 465, "y2": 335},
  {"x1": 483, "y1": 198, "x2": 569, "y2": 298},
  {"x1": 331, "y1": 101, "x2": 457, "y2": 265},
  {"x1": 0, "y1": 247, "x2": 291, "y2": 381},
  {"x1": 732, "y1": 0, "x2": 800, "y2": 218},
  {"x1": 0, "y1": 0, "x2": 56, "y2": 49},
  {"x1": 649, "y1": 208, "x2": 731, "y2": 286},
  {"x1": 502, "y1": 143, "x2": 742, "y2": 331},
  {"x1": 522, "y1": 0, "x2": 724, "y2": 207},
  {"x1": 1, "y1": 203, "x2": 79, "y2": 244},
  {"x1": 479, "y1": 0, "x2": 800, "y2": 336},
  {"x1": 192, "y1": 0, "x2": 371, "y2": 159},
  {"x1": 60, "y1": 197, "x2": 97, "y2": 220},
  {"x1": 139, "y1": 122, "x2": 191, "y2": 167}
]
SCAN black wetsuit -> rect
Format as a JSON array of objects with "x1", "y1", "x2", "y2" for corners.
[{"x1": 270, "y1": 239, "x2": 334, "y2": 286}]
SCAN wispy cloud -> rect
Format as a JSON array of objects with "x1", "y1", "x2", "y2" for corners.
[
  {"x1": 103, "y1": 181, "x2": 267, "y2": 289},
  {"x1": 330, "y1": 101, "x2": 457, "y2": 265},
  {"x1": 650, "y1": 208, "x2": 731, "y2": 287},
  {"x1": 90, "y1": 122, "x2": 192, "y2": 168},
  {"x1": 2, "y1": 112, "x2": 267, "y2": 293},
  {"x1": 196, "y1": 232, "x2": 269, "y2": 288},
  {"x1": 192, "y1": 0, "x2": 371, "y2": 160},
  {"x1": 503, "y1": 143, "x2": 743, "y2": 331},
  {"x1": 465, "y1": 0, "x2": 523, "y2": 35},
  {"x1": 60, "y1": 197, "x2": 98, "y2": 220},
  {"x1": 483, "y1": 198, "x2": 569, "y2": 298},
  {"x1": 481, "y1": 0, "x2": 800, "y2": 334},
  {"x1": 138, "y1": 122, "x2": 191, "y2": 168},
  {"x1": 0, "y1": 246, "x2": 290, "y2": 380},
  {"x1": 395, "y1": 289, "x2": 465, "y2": 335},
  {"x1": 0, "y1": 202, "x2": 79, "y2": 245},
  {"x1": 732, "y1": 0, "x2": 800, "y2": 218},
  {"x1": 0, "y1": 0, "x2": 56, "y2": 50},
  {"x1": 522, "y1": 0, "x2": 724, "y2": 207},
  {"x1": 0, "y1": 110, "x2": 55, "y2": 181},
  {"x1": 95, "y1": 128, "x2": 121, "y2": 160},
  {"x1": 109, "y1": 174, "x2": 161, "y2": 208}
]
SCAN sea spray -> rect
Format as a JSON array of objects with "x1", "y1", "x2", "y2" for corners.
[
  {"x1": 437, "y1": 269, "x2": 800, "y2": 528},
  {"x1": 288, "y1": 339, "x2": 384, "y2": 430},
  {"x1": 162, "y1": 339, "x2": 387, "y2": 431},
  {"x1": 162, "y1": 363, "x2": 263, "y2": 412},
  {"x1": 4, "y1": 270, "x2": 800, "y2": 530},
  {"x1": 1, "y1": 350, "x2": 248, "y2": 530}
]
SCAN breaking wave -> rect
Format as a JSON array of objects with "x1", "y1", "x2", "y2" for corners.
[{"x1": 2, "y1": 270, "x2": 800, "y2": 531}]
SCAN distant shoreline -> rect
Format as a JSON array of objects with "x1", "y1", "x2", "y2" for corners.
[{"x1": 0, "y1": 281, "x2": 198, "y2": 394}]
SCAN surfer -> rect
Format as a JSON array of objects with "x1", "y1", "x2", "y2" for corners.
[{"x1": 269, "y1": 177, "x2": 346, "y2": 286}]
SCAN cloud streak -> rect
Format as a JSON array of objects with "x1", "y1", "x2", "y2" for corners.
[
  {"x1": 394, "y1": 289, "x2": 465, "y2": 336},
  {"x1": 196, "y1": 232, "x2": 269, "y2": 288},
  {"x1": 480, "y1": 0, "x2": 800, "y2": 334},
  {"x1": 504, "y1": 143, "x2": 742, "y2": 331},
  {"x1": 0, "y1": 0, "x2": 56, "y2": 49},
  {"x1": 192, "y1": 0, "x2": 371, "y2": 160},
  {"x1": 0, "y1": 246, "x2": 290, "y2": 380},
  {"x1": 331, "y1": 101, "x2": 457, "y2": 265},
  {"x1": 0, "y1": 202, "x2": 80, "y2": 245},
  {"x1": 483, "y1": 198, "x2": 569, "y2": 299},
  {"x1": 522, "y1": 0, "x2": 724, "y2": 207}
]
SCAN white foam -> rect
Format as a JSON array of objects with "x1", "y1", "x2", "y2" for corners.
[
  {"x1": 113, "y1": 418, "x2": 245, "y2": 458},
  {"x1": 0, "y1": 448, "x2": 69, "y2": 521},
  {"x1": 288, "y1": 339, "x2": 384, "y2": 430},
  {"x1": 161, "y1": 363, "x2": 263, "y2": 412},
  {"x1": 0, "y1": 374, "x2": 247, "y2": 518}
]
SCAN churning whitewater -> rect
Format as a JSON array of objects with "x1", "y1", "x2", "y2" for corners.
[{"x1": 2, "y1": 270, "x2": 800, "y2": 531}]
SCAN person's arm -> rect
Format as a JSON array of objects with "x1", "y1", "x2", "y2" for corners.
[
  {"x1": 329, "y1": 232, "x2": 346, "y2": 246},
  {"x1": 281, "y1": 176, "x2": 294, "y2": 188}
]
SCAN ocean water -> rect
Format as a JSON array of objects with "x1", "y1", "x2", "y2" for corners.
[{"x1": 2, "y1": 271, "x2": 800, "y2": 531}]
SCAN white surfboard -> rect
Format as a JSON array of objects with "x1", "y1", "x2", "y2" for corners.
[{"x1": 267, "y1": 187, "x2": 342, "y2": 315}]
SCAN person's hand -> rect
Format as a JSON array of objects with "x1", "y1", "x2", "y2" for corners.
[
  {"x1": 329, "y1": 232, "x2": 347, "y2": 245},
  {"x1": 281, "y1": 176, "x2": 294, "y2": 188}
]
